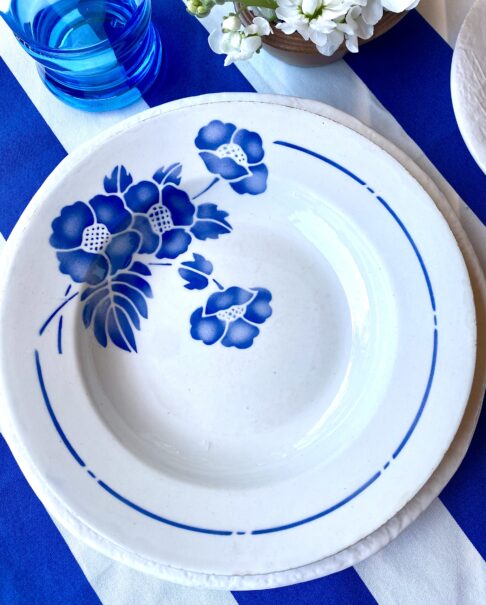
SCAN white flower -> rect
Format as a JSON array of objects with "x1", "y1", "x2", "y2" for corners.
[
  {"x1": 276, "y1": 0, "x2": 387, "y2": 56},
  {"x1": 209, "y1": 16, "x2": 272, "y2": 66},
  {"x1": 222, "y1": 15, "x2": 242, "y2": 32},
  {"x1": 245, "y1": 16, "x2": 272, "y2": 36},
  {"x1": 276, "y1": 0, "x2": 352, "y2": 46},
  {"x1": 382, "y1": 0, "x2": 419, "y2": 11}
]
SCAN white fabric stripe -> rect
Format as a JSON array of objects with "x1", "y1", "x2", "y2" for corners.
[
  {"x1": 356, "y1": 499, "x2": 486, "y2": 605},
  {"x1": 0, "y1": 20, "x2": 149, "y2": 152},
  {"x1": 58, "y1": 522, "x2": 238, "y2": 605},
  {"x1": 418, "y1": 0, "x2": 475, "y2": 46}
]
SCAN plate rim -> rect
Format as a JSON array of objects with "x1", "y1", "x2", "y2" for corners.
[
  {"x1": 0, "y1": 93, "x2": 482, "y2": 589},
  {"x1": 451, "y1": 0, "x2": 486, "y2": 175}
]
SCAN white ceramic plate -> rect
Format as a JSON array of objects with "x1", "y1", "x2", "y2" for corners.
[
  {"x1": 451, "y1": 0, "x2": 486, "y2": 174},
  {"x1": 0, "y1": 95, "x2": 477, "y2": 588}
]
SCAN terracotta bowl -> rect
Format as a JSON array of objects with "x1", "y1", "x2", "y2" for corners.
[{"x1": 237, "y1": 7, "x2": 406, "y2": 66}]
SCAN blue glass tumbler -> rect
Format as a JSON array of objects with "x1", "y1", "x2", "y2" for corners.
[{"x1": 1, "y1": 0, "x2": 163, "y2": 111}]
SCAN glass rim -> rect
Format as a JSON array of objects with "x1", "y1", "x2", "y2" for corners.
[{"x1": 1, "y1": 1, "x2": 148, "y2": 57}]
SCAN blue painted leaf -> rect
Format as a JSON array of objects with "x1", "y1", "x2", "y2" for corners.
[
  {"x1": 82, "y1": 288, "x2": 109, "y2": 327},
  {"x1": 81, "y1": 269, "x2": 152, "y2": 351},
  {"x1": 153, "y1": 163, "x2": 182, "y2": 186},
  {"x1": 93, "y1": 298, "x2": 110, "y2": 347},
  {"x1": 178, "y1": 253, "x2": 213, "y2": 290},
  {"x1": 112, "y1": 283, "x2": 148, "y2": 318},
  {"x1": 197, "y1": 204, "x2": 231, "y2": 228},
  {"x1": 190, "y1": 203, "x2": 232, "y2": 241},
  {"x1": 106, "y1": 308, "x2": 131, "y2": 352},
  {"x1": 178, "y1": 268, "x2": 209, "y2": 290},
  {"x1": 181, "y1": 253, "x2": 213, "y2": 275},
  {"x1": 81, "y1": 281, "x2": 108, "y2": 302},
  {"x1": 129, "y1": 261, "x2": 152, "y2": 276},
  {"x1": 113, "y1": 273, "x2": 153, "y2": 298},
  {"x1": 113, "y1": 295, "x2": 141, "y2": 330},
  {"x1": 104, "y1": 165, "x2": 133, "y2": 194},
  {"x1": 116, "y1": 308, "x2": 137, "y2": 351}
]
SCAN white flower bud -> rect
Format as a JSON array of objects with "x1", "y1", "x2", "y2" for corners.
[{"x1": 222, "y1": 15, "x2": 242, "y2": 32}]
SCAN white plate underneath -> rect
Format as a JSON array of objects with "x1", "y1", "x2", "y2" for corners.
[
  {"x1": 451, "y1": 0, "x2": 486, "y2": 174},
  {"x1": 0, "y1": 94, "x2": 478, "y2": 589}
]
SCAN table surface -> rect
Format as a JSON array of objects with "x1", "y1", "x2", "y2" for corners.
[{"x1": 0, "y1": 1, "x2": 485, "y2": 604}]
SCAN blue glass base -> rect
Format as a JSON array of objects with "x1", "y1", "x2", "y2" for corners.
[{"x1": 40, "y1": 25, "x2": 163, "y2": 112}]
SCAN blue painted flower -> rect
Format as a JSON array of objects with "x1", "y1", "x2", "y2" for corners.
[
  {"x1": 190, "y1": 286, "x2": 272, "y2": 349},
  {"x1": 124, "y1": 181, "x2": 196, "y2": 259},
  {"x1": 195, "y1": 120, "x2": 268, "y2": 195},
  {"x1": 50, "y1": 195, "x2": 140, "y2": 285}
]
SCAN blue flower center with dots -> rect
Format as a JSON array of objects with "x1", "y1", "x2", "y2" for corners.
[
  {"x1": 81, "y1": 224, "x2": 110, "y2": 253},
  {"x1": 216, "y1": 304, "x2": 246, "y2": 322},
  {"x1": 147, "y1": 203, "x2": 174, "y2": 234},
  {"x1": 216, "y1": 143, "x2": 247, "y2": 167}
]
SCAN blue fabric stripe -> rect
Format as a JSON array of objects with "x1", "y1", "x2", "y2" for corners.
[
  {"x1": 0, "y1": 61, "x2": 101, "y2": 604},
  {"x1": 143, "y1": 0, "x2": 254, "y2": 108},
  {"x1": 440, "y1": 405, "x2": 486, "y2": 559},
  {"x1": 233, "y1": 568, "x2": 378, "y2": 605},
  {"x1": 345, "y1": 10, "x2": 486, "y2": 226},
  {"x1": 0, "y1": 437, "x2": 101, "y2": 605},
  {"x1": 346, "y1": 9, "x2": 486, "y2": 559},
  {"x1": 0, "y1": 59, "x2": 66, "y2": 238}
]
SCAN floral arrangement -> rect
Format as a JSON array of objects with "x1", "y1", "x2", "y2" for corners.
[
  {"x1": 185, "y1": 0, "x2": 419, "y2": 65},
  {"x1": 47, "y1": 120, "x2": 272, "y2": 352}
]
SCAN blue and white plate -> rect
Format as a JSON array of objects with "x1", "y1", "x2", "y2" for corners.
[{"x1": 0, "y1": 95, "x2": 476, "y2": 589}]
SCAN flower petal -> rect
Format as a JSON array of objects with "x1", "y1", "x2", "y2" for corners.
[
  {"x1": 50, "y1": 201, "x2": 94, "y2": 249},
  {"x1": 57, "y1": 249, "x2": 108, "y2": 285},
  {"x1": 230, "y1": 163, "x2": 268, "y2": 195},
  {"x1": 124, "y1": 181, "x2": 160, "y2": 213},
  {"x1": 199, "y1": 152, "x2": 249, "y2": 180},
  {"x1": 221, "y1": 318, "x2": 259, "y2": 349},
  {"x1": 131, "y1": 215, "x2": 159, "y2": 254},
  {"x1": 244, "y1": 288, "x2": 272, "y2": 324},
  {"x1": 89, "y1": 194, "x2": 132, "y2": 234},
  {"x1": 162, "y1": 185, "x2": 196, "y2": 226},
  {"x1": 232, "y1": 129, "x2": 265, "y2": 164},
  {"x1": 195, "y1": 120, "x2": 237, "y2": 151},
  {"x1": 156, "y1": 228, "x2": 192, "y2": 259},
  {"x1": 205, "y1": 286, "x2": 253, "y2": 315},
  {"x1": 105, "y1": 231, "x2": 141, "y2": 275},
  {"x1": 190, "y1": 308, "x2": 226, "y2": 345}
]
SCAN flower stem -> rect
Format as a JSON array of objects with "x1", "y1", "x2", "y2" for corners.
[
  {"x1": 235, "y1": 0, "x2": 278, "y2": 9},
  {"x1": 149, "y1": 262, "x2": 172, "y2": 266},
  {"x1": 213, "y1": 278, "x2": 224, "y2": 291},
  {"x1": 39, "y1": 291, "x2": 79, "y2": 336},
  {"x1": 193, "y1": 176, "x2": 220, "y2": 200}
]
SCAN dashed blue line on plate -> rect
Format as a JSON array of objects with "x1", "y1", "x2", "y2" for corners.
[
  {"x1": 252, "y1": 471, "x2": 382, "y2": 535},
  {"x1": 35, "y1": 350, "x2": 85, "y2": 468}
]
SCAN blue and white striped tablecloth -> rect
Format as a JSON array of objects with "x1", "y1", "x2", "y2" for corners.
[{"x1": 0, "y1": 1, "x2": 485, "y2": 603}]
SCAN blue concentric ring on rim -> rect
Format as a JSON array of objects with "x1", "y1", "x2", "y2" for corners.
[{"x1": 34, "y1": 140, "x2": 438, "y2": 537}]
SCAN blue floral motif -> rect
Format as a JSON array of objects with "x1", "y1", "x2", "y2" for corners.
[
  {"x1": 125, "y1": 182, "x2": 195, "y2": 260},
  {"x1": 195, "y1": 120, "x2": 268, "y2": 195},
  {"x1": 47, "y1": 118, "x2": 271, "y2": 353},
  {"x1": 50, "y1": 195, "x2": 139, "y2": 285},
  {"x1": 190, "y1": 286, "x2": 272, "y2": 349},
  {"x1": 179, "y1": 253, "x2": 213, "y2": 290}
]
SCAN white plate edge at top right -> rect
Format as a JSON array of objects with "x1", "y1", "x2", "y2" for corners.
[{"x1": 451, "y1": 0, "x2": 486, "y2": 175}]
